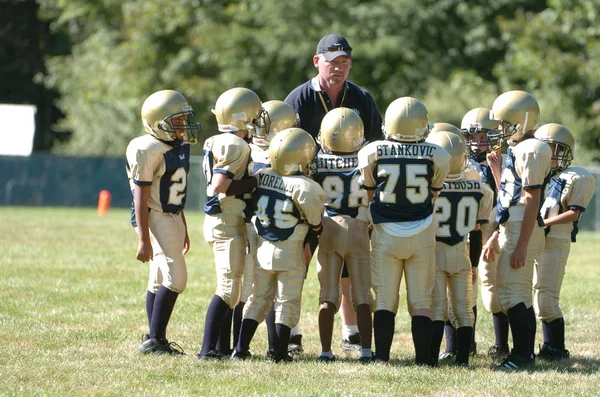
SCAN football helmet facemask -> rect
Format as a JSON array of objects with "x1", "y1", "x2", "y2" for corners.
[
  {"x1": 141, "y1": 90, "x2": 200, "y2": 145},
  {"x1": 384, "y1": 97, "x2": 430, "y2": 143},
  {"x1": 212, "y1": 87, "x2": 264, "y2": 139},
  {"x1": 269, "y1": 128, "x2": 317, "y2": 176},
  {"x1": 253, "y1": 100, "x2": 298, "y2": 147},
  {"x1": 461, "y1": 107, "x2": 497, "y2": 160},
  {"x1": 426, "y1": 130, "x2": 467, "y2": 176},
  {"x1": 489, "y1": 90, "x2": 540, "y2": 148},
  {"x1": 318, "y1": 107, "x2": 365, "y2": 153},
  {"x1": 534, "y1": 123, "x2": 574, "y2": 174}
]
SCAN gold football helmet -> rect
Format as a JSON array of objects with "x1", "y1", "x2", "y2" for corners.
[
  {"x1": 269, "y1": 128, "x2": 317, "y2": 176},
  {"x1": 318, "y1": 107, "x2": 365, "y2": 153},
  {"x1": 141, "y1": 90, "x2": 200, "y2": 144},
  {"x1": 212, "y1": 87, "x2": 264, "y2": 138},
  {"x1": 430, "y1": 122, "x2": 461, "y2": 136},
  {"x1": 384, "y1": 97, "x2": 430, "y2": 142},
  {"x1": 461, "y1": 107, "x2": 497, "y2": 157},
  {"x1": 253, "y1": 100, "x2": 298, "y2": 147},
  {"x1": 490, "y1": 90, "x2": 540, "y2": 148},
  {"x1": 534, "y1": 123, "x2": 574, "y2": 173},
  {"x1": 426, "y1": 130, "x2": 467, "y2": 175}
]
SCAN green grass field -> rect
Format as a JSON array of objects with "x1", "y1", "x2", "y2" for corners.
[{"x1": 1, "y1": 207, "x2": 599, "y2": 396}]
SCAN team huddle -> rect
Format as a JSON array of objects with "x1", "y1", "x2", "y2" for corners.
[{"x1": 125, "y1": 34, "x2": 596, "y2": 371}]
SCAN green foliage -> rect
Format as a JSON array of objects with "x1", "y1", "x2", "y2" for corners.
[
  {"x1": 493, "y1": 0, "x2": 600, "y2": 161},
  {"x1": 1, "y1": 207, "x2": 600, "y2": 395},
  {"x1": 31, "y1": 0, "x2": 600, "y2": 162}
]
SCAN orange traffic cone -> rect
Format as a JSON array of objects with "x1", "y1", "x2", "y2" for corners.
[{"x1": 98, "y1": 190, "x2": 112, "y2": 216}]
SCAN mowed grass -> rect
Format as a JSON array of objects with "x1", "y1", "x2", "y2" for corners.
[{"x1": 1, "y1": 206, "x2": 599, "y2": 396}]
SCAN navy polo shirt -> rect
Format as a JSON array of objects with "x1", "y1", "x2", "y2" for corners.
[{"x1": 284, "y1": 76, "x2": 384, "y2": 143}]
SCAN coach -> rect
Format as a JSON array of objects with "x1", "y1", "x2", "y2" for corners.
[
  {"x1": 283, "y1": 33, "x2": 384, "y2": 354},
  {"x1": 285, "y1": 33, "x2": 383, "y2": 143}
]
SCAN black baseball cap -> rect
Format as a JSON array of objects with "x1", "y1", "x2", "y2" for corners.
[{"x1": 316, "y1": 34, "x2": 352, "y2": 61}]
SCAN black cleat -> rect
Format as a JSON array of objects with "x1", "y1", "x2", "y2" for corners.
[
  {"x1": 196, "y1": 350, "x2": 223, "y2": 361},
  {"x1": 452, "y1": 361, "x2": 469, "y2": 368},
  {"x1": 265, "y1": 348, "x2": 276, "y2": 362},
  {"x1": 492, "y1": 352, "x2": 534, "y2": 372},
  {"x1": 138, "y1": 338, "x2": 185, "y2": 355},
  {"x1": 438, "y1": 351, "x2": 456, "y2": 363},
  {"x1": 230, "y1": 350, "x2": 252, "y2": 361},
  {"x1": 341, "y1": 333, "x2": 362, "y2": 352},
  {"x1": 359, "y1": 355, "x2": 374, "y2": 364},
  {"x1": 317, "y1": 355, "x2": 336, "y2": 363},
  {"x1": 273, "y1": 353, "x2": 294, "y2": 364},
  {"x1": 538, "y1": 343, "x2": 570, "y2": 360},
  {"x1": 488, "y1": 344, "x2": 510, "y2": 359},
  {"x1": 266, "y1": 352, "x2": 294, "y2": 364},
  {"x1": 288, "y1": 334, "x2": 303, "y2": 355}
]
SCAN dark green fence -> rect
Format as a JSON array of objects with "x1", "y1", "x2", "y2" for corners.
[{"x1": 0, "y1": 154, "x2": 597, "y2": 232}]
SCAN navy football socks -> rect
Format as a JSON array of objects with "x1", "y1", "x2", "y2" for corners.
[
  {"x1": 528, "y1": 306, "x2": 536, "y2": 356},
  {"x1": 266, "y1": 303, "x2": 277, "y2": 351},
  {"x1": 236, "y1": 318, "x2": 259, "y2": 354},
  {"x1": 149, "y1": 286, "x2": 178, "y2": 340},
  {"x1": 216, "y1": 308, "x2": 233, "y2": 354},
  {"x1": 373, "y1": 310, "x2": 395, "y2": 362},
  {"x1": 542, "y1": 320, "x2": 552, "y2": 345},
  {"x1": 146, "y1": 291, "x2": 156, "y2": 330},
  {"x1": 472, "y1": 305, "x2": 478, "y2": 346},
  {"x1": 456, "y1": 326, "x2": 473, "y2": 364},
  {"x1": 412, "y1": 315, "x2": 433, "y2": 366},
  {"x1": 549, "y1": 317, "x2": 566, "y2": 350},
  {"x1": 233, "y1": 301, "x2": 245, "y2": 349},
  {"x1": 199, "y1": 295, "x2": 230, "y2": 356},
  {"x1": 275, "y1": 323, "x2": 291, "y2": 360},
  {"x1": 493, "y1": 311, "x2": 510, "y2": 347},
  {"x1": 431, "y1": 320, "x2": 445, "y2": 365},
  {"x1": 507, "y1": 303, "x2": 531, "y2": 359}
]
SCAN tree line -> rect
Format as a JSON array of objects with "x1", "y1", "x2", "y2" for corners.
[{"x1": 2, "y1": 0, "x2": 599, "y2": 163}]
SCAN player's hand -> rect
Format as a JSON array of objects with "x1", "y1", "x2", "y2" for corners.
[
  {"x1": 482, "y1": 231, "x2": 499, "y2": 262},
  {"x1": 510, "y1": 244, "x2": 528, "y2": 269},
  {"x1": 136, "y1": 240, "x2": 153, "y2": 263},
  {"x1": 471, "y1": 267, "x2": 479, "y2": 284},
  {"x1": 486, "y1": 150, "x2": 502, "y2": 174},
  {"x1": 183, "y1": 232, "x2": 190, "y2": 255}
]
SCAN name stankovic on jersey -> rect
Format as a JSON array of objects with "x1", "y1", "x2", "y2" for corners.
[
  {"x1": 257, "y1": 172, "x2": 295, "y2": 194},
  {"x1": 376, "y1": 142, "x2": 437, "y2": 158}
]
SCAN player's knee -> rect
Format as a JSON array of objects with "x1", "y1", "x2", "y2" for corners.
[
  {"x1": 319, "y1": 285, "x2": 341, "y2": 306},
  {"x1": 536, "y1": 293, "x2": 561, "y2": 321},
  {"x1": 276, "y1": 301, "x2": 301, "y2": 328},
  {"x1": 165, "y1": 272, "x2": 187, "y2": 294},
  {"x1": 217, "y1": 282, "x2": 242, "y2": 309}
]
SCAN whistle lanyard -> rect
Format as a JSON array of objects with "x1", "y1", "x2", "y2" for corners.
[{"x1": 317, "y1": 88, "x2": 347, "y2": 114}]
